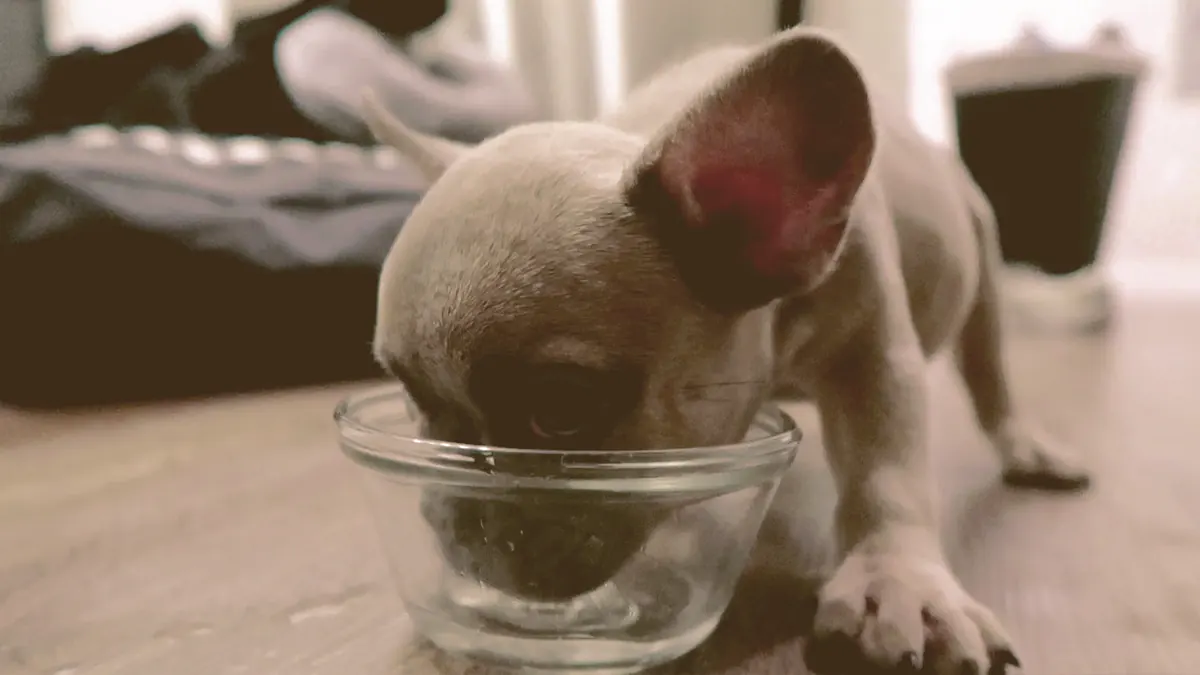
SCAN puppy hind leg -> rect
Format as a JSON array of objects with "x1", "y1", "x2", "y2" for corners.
[{"x1": 955, "y1": 216, "x2": 1091, "y2": 491}]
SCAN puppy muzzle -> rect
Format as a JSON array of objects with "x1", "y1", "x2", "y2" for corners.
[{"x1": 421, "y1": 488, "x2": 669, "y2": 601}]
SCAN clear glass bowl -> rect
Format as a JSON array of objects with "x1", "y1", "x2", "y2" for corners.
[{"x1": 334, "y1": 384, "x2": 801, "y2": 674}]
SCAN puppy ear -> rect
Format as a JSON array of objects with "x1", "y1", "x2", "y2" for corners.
[
  {"x1": 624, "y1": 31, "x2": 876, "y2": 313},
  {"x1": 360, "y1": 90, "x2": 467, "y2": 184}
]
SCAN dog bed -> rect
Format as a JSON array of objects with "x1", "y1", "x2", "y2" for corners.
[{"x1": 0, "y1": 127, "x2": 423, "y2": 407}]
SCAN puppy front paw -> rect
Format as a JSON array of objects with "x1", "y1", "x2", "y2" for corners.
[
  {"x1": 993, "y1": 421, "x2": 1090, "y2": 491},
  {"x1": 804, "y1": 543, "x2": 1019, "y2": 675}
]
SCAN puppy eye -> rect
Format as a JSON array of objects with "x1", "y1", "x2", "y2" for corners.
[
  {"x1": 528, "y1": 398, "x2": 589, "y2": 440},
  {"x1": 469, "y1": 357, "x2": 643, "y2": 449},
  {"x1": 525, "y1": 368, "x2": 610, "y2": 441}
]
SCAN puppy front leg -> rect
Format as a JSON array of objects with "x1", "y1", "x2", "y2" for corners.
[{"x1": 803, "y1": 334, "x2": 1019, "y2": 675}]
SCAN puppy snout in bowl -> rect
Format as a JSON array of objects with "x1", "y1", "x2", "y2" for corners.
[{"x1": 421, "y1": 490, "x2": 667, "y2": 601}]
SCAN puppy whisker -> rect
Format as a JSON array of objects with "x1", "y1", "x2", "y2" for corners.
[
  {"x1": 682, "y1": 379, "x2": 769, "y2": 391},
  {"x1": 685, "y1": 395, "x2": 747, "y2": 404},
  {"x1": 681, "y1": 379, "x2": 769, "y2": 403}
]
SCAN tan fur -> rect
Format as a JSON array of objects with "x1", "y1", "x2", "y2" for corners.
[{"x1": 366, "y1": 27, "x2": 1088, "y2": 674}]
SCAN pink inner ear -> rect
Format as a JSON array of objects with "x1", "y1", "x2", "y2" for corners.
[{"x1": 689, "y1": 165, "x2": 845, "y2": 277}]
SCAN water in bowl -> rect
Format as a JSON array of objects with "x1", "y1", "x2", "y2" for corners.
[{"x1": 411, "y1": 554, "x2": 719, "y2": 673}]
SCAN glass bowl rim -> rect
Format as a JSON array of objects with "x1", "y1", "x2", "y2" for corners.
[{"x1": 334, "y1": 384, "x2": 802, "y2": 485}]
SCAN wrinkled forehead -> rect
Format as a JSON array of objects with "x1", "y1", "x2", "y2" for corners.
[
  {"x1": 401, "y1": 125, "x2": 642, "y2": 253},
  {"x1": 375, "y1": 128, "x2": 688, "y2": 381}
]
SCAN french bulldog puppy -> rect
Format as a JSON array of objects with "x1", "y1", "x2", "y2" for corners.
[{"x1": 364, "y1": 26, "x2": 1089, "y2": 675}]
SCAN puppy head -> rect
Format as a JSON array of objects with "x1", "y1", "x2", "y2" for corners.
[
  {"x1": 368, "y1": 29, "x2": 874, "y2": 452},
  {"x1": 365, "y1": 30, "x2": 874, "y2": 598}
]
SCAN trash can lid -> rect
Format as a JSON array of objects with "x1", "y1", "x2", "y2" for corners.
[{"x1": 945, "y1": 23, "x2": 1149, "y2": 95}]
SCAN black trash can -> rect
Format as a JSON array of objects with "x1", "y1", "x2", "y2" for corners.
[{"x1": 945, "y1": 25, "x2": 1147, "y2": 330}]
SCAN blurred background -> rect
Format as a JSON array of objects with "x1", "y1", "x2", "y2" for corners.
[
  {"x1": 25, "y1": 0, "x2": 1198, "y2": 275},
  {"x1": 0, "y1": 0, "x2": 1194, "y2": 405}
]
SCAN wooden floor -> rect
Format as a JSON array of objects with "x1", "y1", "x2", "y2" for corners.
[{"x1": 2, "y1": 293, "x2": 1199, "y2": 675}]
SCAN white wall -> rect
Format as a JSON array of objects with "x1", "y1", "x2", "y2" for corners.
[
  {"x1": 909, "y1": 0, "x2": 1200, "y2": 275},
  {"x1": 470, "y1": 0, "x2": 778, "y2": 120},
  {"x1": 44, "y1": 0, "x2": 230, "y2": 52},
  {"x1": 806, "y1": 0, "x2": 911, "y2": 111}
]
